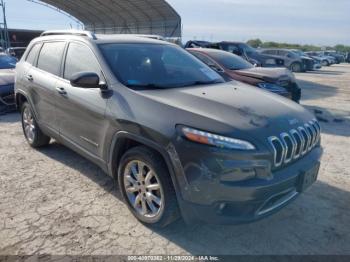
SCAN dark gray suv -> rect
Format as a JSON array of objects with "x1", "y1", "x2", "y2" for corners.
[{"x1": 15, "y1": 31, "x2": 323, "y2": 227}]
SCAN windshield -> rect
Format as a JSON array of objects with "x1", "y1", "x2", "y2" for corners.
[
  {"x1": 99, "y1": 43, "x2": 224, "y2": 89},
  {"x1": 239, "y1": 44, "x2": 257, "y2": 55},
  {"x1": 208, "y1": 51, "x2": 253, "y2": 70},
  {"x1": 293, "y1": 50, "x2": 305, "y2": 56},
  {"x1": 0, "y1": 55, "x2": 16, "y2": 69}
]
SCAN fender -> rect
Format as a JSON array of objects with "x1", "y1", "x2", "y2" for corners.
[
  {"x1": 108, "y1": 131, "x2": 176, "y2": 181},
  {"x1": 107, "y1": 131, "x2": 194, "y2": 222},
  {"x1": 15, "y1": 89, "x2": 38, "y2": 117}
]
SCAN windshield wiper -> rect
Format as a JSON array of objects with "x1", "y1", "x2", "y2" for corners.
[
  {"x1": 126, "y1": 80, "x2": 223, "y2": 89},
  {"x1": 125, "y1": 83, "x2": 170, "y2": 89},
  {"x1": 181, "y1": 80, "x2": 223, "y2": 87}
]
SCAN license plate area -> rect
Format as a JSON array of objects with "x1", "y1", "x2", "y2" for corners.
[{"x1": 298, "y1": 163, "x2": 320, "y2": 192}]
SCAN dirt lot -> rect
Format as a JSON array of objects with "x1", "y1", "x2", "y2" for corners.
[{"x1": 0, "y1": 64, "x2": 350, "y2": 256}]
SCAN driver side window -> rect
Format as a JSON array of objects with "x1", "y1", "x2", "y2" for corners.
[{"x1": 64, "y1": 42, "x2": 103, "y2": 81}]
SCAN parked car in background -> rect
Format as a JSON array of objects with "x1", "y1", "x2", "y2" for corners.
[
  {"x1": 184, "y1": 40, "x2": 212, "y2": 48},
  {"x1": 259, "y1": 49, "x2": 314, "y2": 72},
  {"x1": 323, "y1": 51, "x2": 345, "y2": 64},
  {"x1": 187, "y1": 48, "x2": 301, "y2": 102},
  {"x1": 346, "y1": 52, "x2": 350, "y2": 63},
  {"x1": 16, "y1": 31, "x2": 323, "y2": 227},
  {"x1": 0, "y1": 54, "x2": 17, "y2": 114},
  {"x1": 305, "y1": 52, "x2": 335, "y2": 66},
  {"x1": 5, "y1": 47, "x2": 27, "y2": 60},
  {"x1": 185, "y1": 41, "x2": 285, "y2": 68},
  {"x1": 291, "y1": 50, "x2": 322, "y2": 70}
]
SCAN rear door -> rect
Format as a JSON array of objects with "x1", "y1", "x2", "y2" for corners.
[
  {"x1": 23, "y1": 41, "x2": 66, "y2": 131},
  {"x1": 55, "y1": 41, "x2": 108, "y2": 158}
]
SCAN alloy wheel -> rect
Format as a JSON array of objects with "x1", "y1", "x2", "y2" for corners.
[
  {"x1": 292, "y1": 63, "x2": 301, "y2": 72},
  {"x1": 22, "y1": 107, "x2": 36, "y2": 143},
  {"x1": 123, "y1": 160, "x2": 164, "y2": 219}
]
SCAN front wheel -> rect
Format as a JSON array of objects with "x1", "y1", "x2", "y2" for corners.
[
  {"x1": 290, "y1": 62, "x2": 302, "y2": 72},
  {"x1": 322, "y1": 60, "x2": 330, "y2": 66},
  {"x1": 21, "y1": 102, "x2": 51, "y2": 148},
  {"x1": 118, "y1": 146, "x2": 180, "y2": 228}
]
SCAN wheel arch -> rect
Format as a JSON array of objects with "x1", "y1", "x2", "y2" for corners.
[
  {"x1": 107, "y1": 131, "x2": 193, "y2": 221},
  {"x1": 107, "y1": 132, "x2": 182, "y2": 194},
  {"x1": 15, "y1": 91, "x2": 28, "y2": 110}
]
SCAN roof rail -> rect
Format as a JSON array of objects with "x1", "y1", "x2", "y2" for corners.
[{"x1": 40, "y1": 30, "x2": 97, "y2": 40}]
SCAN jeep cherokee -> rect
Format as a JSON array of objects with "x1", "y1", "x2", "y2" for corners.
[{"x1": 15, "y1": 31, "x2": 323, "y2": 227}]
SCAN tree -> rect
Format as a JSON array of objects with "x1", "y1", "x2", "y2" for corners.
[
  {"x1": 246, "y1": 39, "x2": 349, "y2": 53},
  {"x1": 247, "y1": 39, "x2": 263, "y2": 48}
]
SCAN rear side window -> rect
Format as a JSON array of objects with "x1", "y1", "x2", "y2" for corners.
[
  {"x1": 25, "y1": 43, "x2": 41, "y2": 65},
  {"x1": 64, "y1": 42, "x2": 102, "y2": 80},
  {"x1": 37, "y1": 42, "x2": 66, "y2": 76}
]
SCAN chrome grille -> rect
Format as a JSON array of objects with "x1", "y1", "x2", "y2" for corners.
[{"x1": 268, "y1": 119, "x2": 321, "y2": 168}]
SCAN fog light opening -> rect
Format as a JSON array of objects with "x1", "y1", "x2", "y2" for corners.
[{"x1": 217, "y1": 203, "x2": 227, "y2": 215}]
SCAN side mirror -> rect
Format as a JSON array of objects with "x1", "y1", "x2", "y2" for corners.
[{"x1": 70, "y1": 72, "x2": 105, "y2": 89}]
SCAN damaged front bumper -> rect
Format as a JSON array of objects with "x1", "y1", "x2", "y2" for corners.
[{"x1": 169, "y1": 140, "x2": 323, "y2": 225}]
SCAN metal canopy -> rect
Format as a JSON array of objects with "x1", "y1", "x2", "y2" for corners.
[{"x1": 39, "y1": 0, "x2": 182, "y2": 37}]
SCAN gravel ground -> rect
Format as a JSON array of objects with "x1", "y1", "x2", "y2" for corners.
[{"x1": 0, "y1": 64, "x2": 349, "y2": 256}]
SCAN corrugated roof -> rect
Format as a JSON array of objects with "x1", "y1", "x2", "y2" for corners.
[{"x1": 40, "y1": 0, "x2": 182, "y2": 37}]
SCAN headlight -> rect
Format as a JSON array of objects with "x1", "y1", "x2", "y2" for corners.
[
  {"x1": 181, "y1": 126, "x2": 255, "y2": 150},
  {"x1": 265, "y1": 59, "x2": 276, "y2": 65},
  {"x1": 258, "y1": 82, "x2": 285, "y2": 92}
]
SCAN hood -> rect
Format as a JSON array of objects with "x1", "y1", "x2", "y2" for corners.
[
  {"x1": 0, "y1": 69, "x2": 15, "y2": 86},
  {"x1": 138, "y1": 82, "x2": 314, "y2": 144},
  {"x1": 300, "y1": 56, "x2": 313, "y2": 61},
  {"x1": 233, "y1": 67, "x2": 293, "y2": 83}
]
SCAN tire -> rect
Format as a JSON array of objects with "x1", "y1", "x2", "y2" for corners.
[
  {"x1": 290, "y1": 62, "x2": 302, "y2": 73},
  {"x1": 21, "y1": 102, "x2": 51, "y2": 148},
  {"x1": 118, "y1": 146, "x2": 180, "y2": 228},
  {"x1": 322, "y1": 60, "x2": 329, "y2": 67}
]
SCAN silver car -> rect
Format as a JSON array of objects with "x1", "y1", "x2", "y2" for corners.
[{"x1": 259, "y1": 49, "x2": 314, "y2": 72}]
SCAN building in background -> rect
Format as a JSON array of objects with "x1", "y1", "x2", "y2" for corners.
[{"x1": 8, "y1": 28, "x2": 42, "y2": 47}]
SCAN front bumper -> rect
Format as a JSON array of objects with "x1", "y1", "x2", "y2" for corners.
[{"x1": 171, "y1": 141, "x2": 323, "y2": 225}]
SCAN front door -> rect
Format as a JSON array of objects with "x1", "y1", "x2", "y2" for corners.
[{"x1": 55, "y1": 42, "x2": 108, "y2": 158}]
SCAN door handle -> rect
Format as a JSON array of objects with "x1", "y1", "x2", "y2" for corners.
[
  {"x1": 26, "y1": 75, "x2": 34, "y2": 81},
  {"x1": 56, "y1": 87, "x2": 67, "y2": 95}
]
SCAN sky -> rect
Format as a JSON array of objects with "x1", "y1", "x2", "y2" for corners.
[{"x1": 3, "y1": 0, "x2": 350, "y2": 46}]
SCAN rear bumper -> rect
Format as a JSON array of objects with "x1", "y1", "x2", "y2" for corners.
[{"x1": 174, "y1": 144, "x2": 323, "y2": 225}]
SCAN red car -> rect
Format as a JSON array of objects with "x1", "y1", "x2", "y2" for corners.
[{"x1": 187, "y1": 48, "x2": 301, "y2": 103}]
